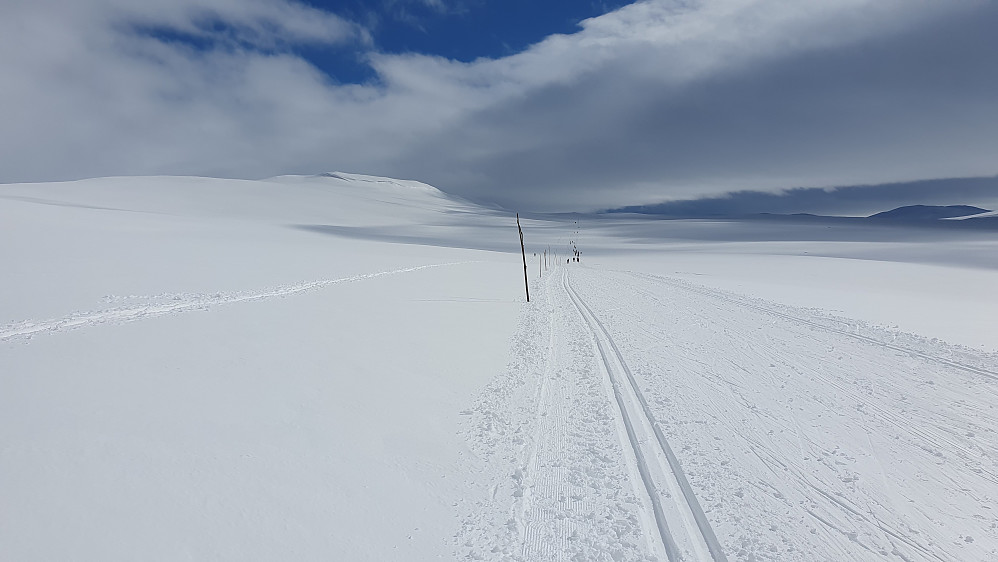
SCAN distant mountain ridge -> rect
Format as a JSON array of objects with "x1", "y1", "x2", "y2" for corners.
[
  {"x1": 605, "y1": 175, "x2": 998, "y2": 219},
  {"x1": 868, "y1": 205, "x2": 990, "y2": 220},
  {"x1": 606, "y1": 203, "x2": 998, "y2": 230}
]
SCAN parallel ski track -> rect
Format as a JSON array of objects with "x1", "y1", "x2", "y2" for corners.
[
  {"x1": 622, "y1": 270, "x2": 998, "y2": 383},
  {"x1": 563, "y1": 269, "x2": 727, "y2": 562},
  {"x1": 0, "y1": 262, "x2": 472, "y2": 343},
  {"x1": 602, "y1": 269, "x2": 989, "y2": 561}
]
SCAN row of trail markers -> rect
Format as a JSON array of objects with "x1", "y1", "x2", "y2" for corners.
[
  {"x1": 570, "y1": 219, "x2": 581, "y2": 262},
  {"x1": 516, "y1": 214, "x2": 579, "y2": 303},
  {"x1": 535, "y1": 246, "x2": 553, "y2": 278},
  {"x1": 517, "y1": 213, "x2": 529, "y2": 302}
]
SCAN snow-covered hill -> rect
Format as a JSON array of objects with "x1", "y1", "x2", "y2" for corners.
[
  {"x1": 869, "y1": 205, "x2": 991, "y2": 221},
  {"x1": 2, "y1": 174, "x2": 997, "y2": 560}
]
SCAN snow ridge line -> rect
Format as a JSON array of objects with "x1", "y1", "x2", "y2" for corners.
[
  {"x1": 624, "y1": 271, "x2": 998, "y2": 382},
  {"x1": 564, "y1": 269, "x2": 727, "y2": 562},
  {"x1": 0, "y1": 262, "x2": 472, "y2": 342}
]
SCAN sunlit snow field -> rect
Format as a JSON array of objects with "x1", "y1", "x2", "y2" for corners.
[{"x1": 2, "y1": 174, "x2": 996, "y2": 561}]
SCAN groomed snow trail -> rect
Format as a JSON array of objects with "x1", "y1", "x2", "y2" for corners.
[
  {"x1": 460, "y1": 267, "x2": 658, "y2": 561},
  {"x1": 576, "y1": 266, "x2": 998, "y2": 561},
  {"x1": 462, "y1": 264, "x2": 998, "y2": 561},
  {"x1": 565, "y1": 269, "x2": 728, "y2": 562},
  {"x1": 0, "y1": 262, "x2": 470, "y2": 343}
]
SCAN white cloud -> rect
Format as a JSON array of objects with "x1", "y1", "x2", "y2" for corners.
[{"x1": 2, "y1": 0, "x2": 996, "y2": 210}]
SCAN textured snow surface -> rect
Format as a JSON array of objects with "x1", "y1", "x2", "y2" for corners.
[
  {"x1": 2, "y1": 174, "x2": 997, "y2": 561},
  {"x1": 461, "y1": 268, "x2": 998, "y2": 561}
]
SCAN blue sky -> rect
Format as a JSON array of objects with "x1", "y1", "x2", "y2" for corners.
[
  {"x1": 296, "y1": 0, "x2": 634, "y2": 82},
  {"x1": 2, "y1": 0, "x2": 997, "y2": 212},
  {"x1": 142, "y1": 0, "x2": 636, "y2": 84}
]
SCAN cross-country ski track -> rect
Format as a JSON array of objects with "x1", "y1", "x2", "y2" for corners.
[
  {"x1": 5, "y1": 250, "x2": 996, "y2": 560},
  {"x1": 461, "y1": 264, "x2": 998, "y2": 561},
  {"x1": 7, "y1": 175, "x2": 998, "y2": 562},
  {"x1": 565, "y1": 268, "x2": 727, "y2": 561}
]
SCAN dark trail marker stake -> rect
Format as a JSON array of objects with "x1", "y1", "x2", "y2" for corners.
[{"x1": 517, "y1": 213, "x2": 529, "y2": 302}]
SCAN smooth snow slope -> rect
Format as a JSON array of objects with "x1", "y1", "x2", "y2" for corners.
[
  {"x1": 2, "y1": 173, "x2": 997, "y2": 561},
  {"x1": 0, "y1": 174, "x2": 523, "y2": 560}
]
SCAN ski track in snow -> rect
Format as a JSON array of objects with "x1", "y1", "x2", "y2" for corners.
[
  {"x1": 565, "y1": 268, "x2": 728, "y2": 562},
  {"x1": 0, "y1": 262, "x2": 471, "y2": 343},
  {"x1": 461, "y1": 264, "x2": 998, "y2": 561},
  {"x1": 581, "y1": 267, "x2": 998, "y2": 561},
  {"x1": 459, "y1": 267, "x2": 653, "y2": 561},
  {"x1": 619, "y1": 270, "x2": 998, "y2": 384}
]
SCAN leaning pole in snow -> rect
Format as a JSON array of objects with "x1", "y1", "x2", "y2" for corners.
[{"x1": 517, "y1": 213, "x2": 529, "y2": 302}]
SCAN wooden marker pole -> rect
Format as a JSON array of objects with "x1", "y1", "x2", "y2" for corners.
[{"x1": 517, "y1": 213, "x2": 529, "y2": 302}]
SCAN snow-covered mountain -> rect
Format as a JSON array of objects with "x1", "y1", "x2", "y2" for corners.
[
  {"x1": 869, "y1": 204, "x2": 991, "y2": 220},
  {"x1": 2, "y1": 174, "x2": 997, "y2": 560}
]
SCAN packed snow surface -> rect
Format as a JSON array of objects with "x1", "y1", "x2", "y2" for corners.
[{"x1": 2, "y1": 174, "x2": 997, "y2": 561}]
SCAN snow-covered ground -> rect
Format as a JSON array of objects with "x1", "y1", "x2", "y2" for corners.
[{"x1": 2, "y1": 174, "x2": 997, "y2": 560}]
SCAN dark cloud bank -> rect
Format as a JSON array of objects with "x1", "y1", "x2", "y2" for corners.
[
  {"x1": 2, "y1": 1, "x2": 997, "y2": 213},
  {"x1": 607, "y1": 176, "x2": 998, "y2": 217},
  {"x1": 391, "y1": 3, "x2": 998, "y2": 211}
]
